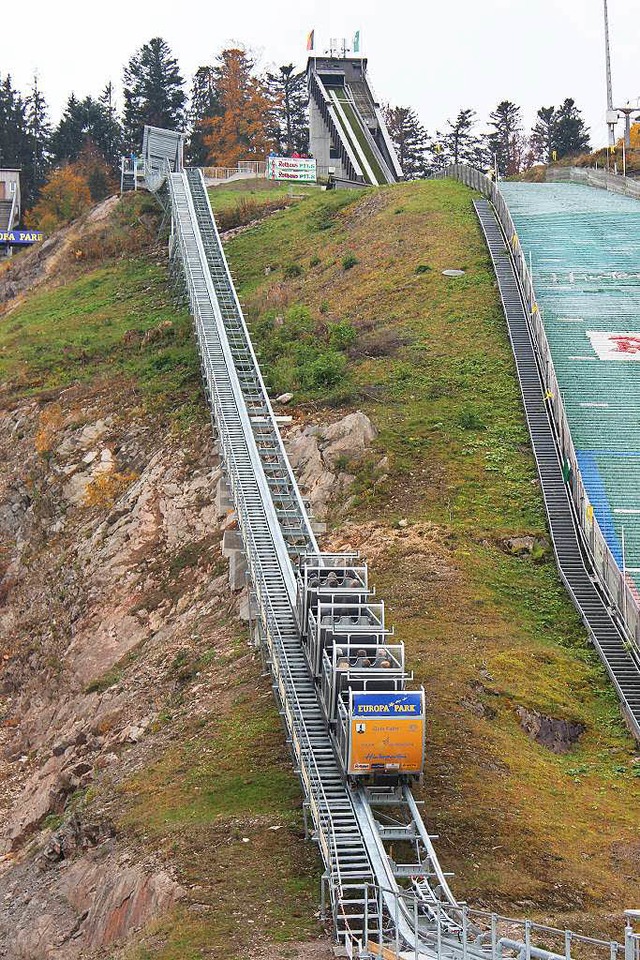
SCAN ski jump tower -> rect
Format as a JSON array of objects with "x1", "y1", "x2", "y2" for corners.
[{"x1": 307, "y1": 54, "x2": 403, "y2": 185}]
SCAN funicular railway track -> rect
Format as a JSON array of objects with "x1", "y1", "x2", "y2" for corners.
[
  {"x1": 164, "y1": 162, "x2": 380, "y2": 938},
  {"x1": 140, "y1": 127, "x2": 638, "y2": 959}
]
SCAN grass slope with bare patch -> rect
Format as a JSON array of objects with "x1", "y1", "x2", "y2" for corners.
[{"x1": 221, "y1": 178, "x2": 640, "y2": 935}]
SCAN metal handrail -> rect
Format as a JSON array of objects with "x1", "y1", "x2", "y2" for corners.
[
  {"x1": 348, "y1": 883, "x2": 633, "y2": 960},
  {"x1": 166, "y1": 168, "x2": 372, "y2": 901},
  {"x1": 7, "y1": 190, "x2": 18, "y2": 232},
  {"x1": 187, "y1": 168, "x2": 317, "y2": 557},
  {"x1": 546, "y1": 166, "x2": 640, "y2": 199},
  {"x1": 201, "y1": 162, "x2": 267, "y2": 180}
]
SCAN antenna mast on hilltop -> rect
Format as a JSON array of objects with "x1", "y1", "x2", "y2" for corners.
[{"x1": 603, "y1": 0, "x2": 616, "y2": 146}]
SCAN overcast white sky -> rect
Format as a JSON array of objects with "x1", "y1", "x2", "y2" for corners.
[{"x1": 5, "y1": 0, "x2": 640, "y2": 147}]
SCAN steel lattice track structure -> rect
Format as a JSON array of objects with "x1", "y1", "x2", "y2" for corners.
[{"x1": 140, "y1": 128, "x2": 637, "y2": 959}]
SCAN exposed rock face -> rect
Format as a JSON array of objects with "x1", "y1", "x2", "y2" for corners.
[
  {"x1": 0, "y1": 389, "x2": 222, "y2": 956},
  {"x1": 0, "y1": 382, "x2": 373, "y2": 955},
  {"x1": 284, "y1": 411, "x2": 377, "y2": 520},
  {"x1": 516, "y1": 706, "x2": 585, "y2": 754},
  {"x1": 0, "y1": 818, "x2": 182, "y2": 960}
]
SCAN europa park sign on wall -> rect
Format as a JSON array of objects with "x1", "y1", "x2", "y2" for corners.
[
  {"x1": 0, "y1": 230, "x2": 44, "y2": 246},
  {"x1": 266, "y1": 156, "x2": 317, "y2": 182}
]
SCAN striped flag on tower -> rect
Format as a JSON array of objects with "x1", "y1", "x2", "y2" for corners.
[
  {"x1": 306, "y1": 29, "x2": 315, "y2": 51},
  {"x1": 353, "y1": 30, "x2": 360, "y2": 53}
]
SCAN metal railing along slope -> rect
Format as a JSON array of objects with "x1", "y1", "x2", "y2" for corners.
[
  {"x1": 185, "y1": 168, "x2": 316, "y2": 561},
  {"x1": 546, "y1": 166, "x2": 640, "y2": 199},
  {"x1": 444, "y1": 164, "x2": 640, "y2": 739}
]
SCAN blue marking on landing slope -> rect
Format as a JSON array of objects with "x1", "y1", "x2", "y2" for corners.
[{"x1": 576, "y1": 450, "x2": 623, "y2": 565}]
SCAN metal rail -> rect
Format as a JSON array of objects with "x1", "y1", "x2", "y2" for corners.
[
  {"x1": 142, "y1": 130, "x2": 636, "y2": 957},
  {"x1": 546, "y1": 166, "x2": 640, "y2": 200}
]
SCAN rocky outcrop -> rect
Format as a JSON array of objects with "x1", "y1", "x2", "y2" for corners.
[
  {"x1": 0, "y1": 814, "x2": 182, "y2": 959},
  {"x1": 0, "y1": 389, "x2": 227, "y2": 956},
  {"x1": 284, "y1": 411, "x2": 377, "y2": 520},
  {"x1": 516, "y1": 706, "x2": 585, "y2": 754},
  {"x1": 0, "y1": 384, "x2": 377, "y2": 955}
]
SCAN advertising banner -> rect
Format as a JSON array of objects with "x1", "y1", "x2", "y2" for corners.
[
  {"x1": 266, "y1": 156, "x2": 317, "y2": 182},
  {"x1": 348, "y1": 692, "x2": 424, "y2": 775},
  {"x1": 587, "y1": 330, "x2": 640, "y2": 361},
  {"x1": 0, "y1": 230, "x2": 44, "y2": 246}
]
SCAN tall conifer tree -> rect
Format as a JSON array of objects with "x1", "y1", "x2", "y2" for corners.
[
  {"x1": 188, "y1": 66, "x2": 220, "y2": 165},
  {"x1": 265, "y1": 64, "x2": 309, "y2": 155},
  {"x1": 122, "y1": 37, "x2": 186, "y2": 152},
  {"x1": 487, "y1": 100, "x2": 524, "y2": 175},
  {"x1": 553, "y1": 99, "x2": 590, "y2": 158},
  {"x1": 383, "y1": 105, "x2": 429, "y2": 178},
  {"x1": 530, "y1": 106, "x2": 556, "y2": 162}
]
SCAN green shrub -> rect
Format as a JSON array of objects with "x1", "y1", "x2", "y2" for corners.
[
  {"x1": 457, "y1": 407, "x2": 487, "y2": 431},
  {"x1": 302, "y1": 350, "x2": 347, "y2": 388},
  {"x1": 283, "y1": 263, "x2": 303, "y2": 279},
  {"x1": 280, "y1": 304, "x2": 315, "y2": 340},
  {"x1": 308, "y1": 193, "x2": 355, "y2": 232},
  {"x1": 249, "y1": 301, "x2": 353, "y2": 398},
  {"x1": 328, "y1": 321, "x2": 357, "y2": 351},
  {"x1": 342, "y1": 253, "x2": 359, "y2": 270},
  {"x1": 311, "y1": 209, "x2": 337, "y2": 231}
]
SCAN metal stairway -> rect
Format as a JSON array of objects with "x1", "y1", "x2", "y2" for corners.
[
  {"x1": 0, "y1": 199, "x2": 13, "y2": 231},
  {"x1": 120, "y1": 158, "x2": 137, "y2": 193},
  {"x1": 166, "y1": 168, "x2": 376, "y2": 929},
  {"x1": 185, "y1": 168, "x2": 316, "y2": 561},
  {"x1": 475, "y1": 198, "x2": 640, "y2": 736}
]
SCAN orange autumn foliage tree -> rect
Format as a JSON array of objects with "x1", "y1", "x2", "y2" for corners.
[
  {"x1": 202, "y1": 48, "x2": 280, "y2": 166},
  {"x1": 29, "y1": 165, "x2": 92, "y2": 233}
]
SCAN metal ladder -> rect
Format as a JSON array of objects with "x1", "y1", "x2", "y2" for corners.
[{"x1": 475, "y1": 197, "x2": 640, "y2": 736}]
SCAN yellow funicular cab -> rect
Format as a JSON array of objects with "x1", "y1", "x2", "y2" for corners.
[{"x1": 345, "y1": 690, "x2": 425, "y2": 778}]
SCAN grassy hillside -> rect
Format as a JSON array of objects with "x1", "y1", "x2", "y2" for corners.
[
  {"x1": 220, "y1": 179, "x2": 640, "y2": 929},
  {"x1": 0, "y1": 181, "x2": 638, "y2": 957},
  {"x1": 0, "y1": 193, "x2": 322, "y2": 960}
]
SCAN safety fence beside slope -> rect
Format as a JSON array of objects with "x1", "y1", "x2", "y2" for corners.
[
  {"x1": 444, "y1": 165, "x2": 640, "y2": 664},
  {"x1": 546, "y1": 166, "x2": 640, "y2": 200}
]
